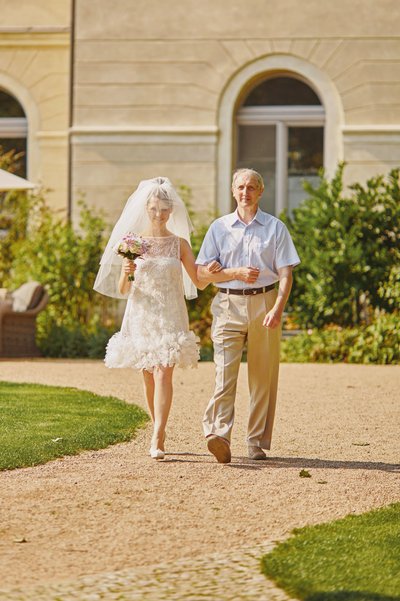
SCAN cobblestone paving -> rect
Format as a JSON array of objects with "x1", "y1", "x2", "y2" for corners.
[{"x1": 0, "y1": 542, "x2": 294, "y2": 601}]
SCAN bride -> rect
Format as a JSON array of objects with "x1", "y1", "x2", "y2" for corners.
[{"x1": 94, "y1": 177, "x2": 246, "y2": 460}]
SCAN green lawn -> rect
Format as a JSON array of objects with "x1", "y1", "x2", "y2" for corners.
[
  {"x1": 0, "y1": 381, "x2": 149, "y2": 470},
  {"x1": 261, "y1": 503, "x2": 400, "y2": 601}
]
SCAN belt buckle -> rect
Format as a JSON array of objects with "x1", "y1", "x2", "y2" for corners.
[{"x1": 252, "y1": 289, "x2": 257, "y2": 295}]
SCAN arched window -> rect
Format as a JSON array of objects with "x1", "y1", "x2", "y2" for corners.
[
  {"x1": 0, "y1": 89, "x2": 27, "y2": 177},
  {"x1": 236, "y1": 75, "x2": 324, "y2": 215}
]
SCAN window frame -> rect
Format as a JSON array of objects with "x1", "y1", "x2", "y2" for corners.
[{"x1": 217, "y1": 56, "x2": 344, "y2": 217}]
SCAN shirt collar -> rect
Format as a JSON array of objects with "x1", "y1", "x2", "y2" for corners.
[{"x1": 227, "y1": 207, "x2": 267, "y2": 227}]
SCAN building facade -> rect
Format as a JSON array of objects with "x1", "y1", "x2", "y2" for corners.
[
  {"x1": 0, "y1": 0, "x2": 70, "y2": 211},
  {"x1": 1, "y1": 0, "x2": 400, "y2": 223}
]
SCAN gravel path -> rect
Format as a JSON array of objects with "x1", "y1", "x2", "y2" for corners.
[{"x1": 0, "y1": 360, "x2": 399, "y2": 600}]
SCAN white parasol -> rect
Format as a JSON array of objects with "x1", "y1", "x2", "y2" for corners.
[{"x1": 0, "y1": 168, "x2": 36, "y2": 191}]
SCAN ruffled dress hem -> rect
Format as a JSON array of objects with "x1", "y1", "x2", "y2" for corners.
[{"x1": 105, "y1": 329, "x2": 199, "y2": 372}]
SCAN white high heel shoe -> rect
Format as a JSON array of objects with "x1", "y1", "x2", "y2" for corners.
[
  {"x1": 150, "y1": 447, "x2": 165, "y2": 460},
  {"x1": 149, "y1": 430, "x2": 166, "y2": 460}
]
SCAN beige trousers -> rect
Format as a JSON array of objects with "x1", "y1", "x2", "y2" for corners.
[{"x1": 203, "y1": 289, "x2": 281, "y2": 450}]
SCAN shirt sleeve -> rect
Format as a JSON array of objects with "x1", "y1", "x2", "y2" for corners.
[
  {"x1": 274, "y1": 223, "x2": 301, "y2": 270},
  {"x1": 195, "y1": 223, "x2": 220, "y2": 265}
]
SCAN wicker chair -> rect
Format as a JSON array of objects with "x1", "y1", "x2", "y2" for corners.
[{"x1": 0, "y1": 285, "x2": 49, "y2": 358}]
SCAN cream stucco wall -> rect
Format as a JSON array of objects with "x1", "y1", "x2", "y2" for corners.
[
  {"x1": 0, "y1": 0, "x2": 71, "y2": 211},
  {"x1": 71, "y1": 0, "x2": 400, "y2": 223},
  {"x1": 2, "y1": 2, "x2": 399, "y2": 223}
]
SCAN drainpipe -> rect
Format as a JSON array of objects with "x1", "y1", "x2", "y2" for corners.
[{"x1": 67, "y1": 0, "x2": 76, "y2": 221}]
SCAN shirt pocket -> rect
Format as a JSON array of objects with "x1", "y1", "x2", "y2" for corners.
[{"x1": 251, "y1": 239, "x2": 273, "y2": 265}]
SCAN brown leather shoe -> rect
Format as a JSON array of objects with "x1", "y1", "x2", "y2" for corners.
[
  {"x1": 207, "y1": 435, "x2": 231, "y2": 463},
  {"x1": 248, "y1": 445, "x2": 267, "y2": 460}
]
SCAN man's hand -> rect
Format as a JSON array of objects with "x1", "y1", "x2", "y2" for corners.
[
  {"x1": 263, "y1": 309, "x2": 282, "y2": 329},
  {"x1": 235, "y1": 266, "x2": 260, "y2": 284}
]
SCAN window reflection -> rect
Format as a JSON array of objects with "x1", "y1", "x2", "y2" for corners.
[
  {"x1": 0, "y1": 139, "x2": 27, "y2": 177},
  {"x1": 0, "y1": 90, "x2": 25, "y2": 118},
  {"x1": 237, "y1": 125, "x2": 276, "y2": 215},
  {"x1": 0, "y1": 90, "x2": 27, "y2": 178},
  {"x1": 288, "y1": 127, "x2": 324, "y2": 175},
  {"x1": 244, "y1": 76, "x2": 321, "y2": 106}
]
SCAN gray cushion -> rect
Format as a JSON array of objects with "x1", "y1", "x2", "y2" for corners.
[
  {"x1": 11, "y1": 281, "x2": 42, "y2": 312},
  {"x1": 27, "y1": 285, "x2": 44, "y2": 310}
]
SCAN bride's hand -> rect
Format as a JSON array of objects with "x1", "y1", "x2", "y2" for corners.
[
  {"x1": 123, "y1": 258, "x2": 136, "y2": 275},
  {"x1": 206, "y1": 260, "x2": 223, "y2": 273}
]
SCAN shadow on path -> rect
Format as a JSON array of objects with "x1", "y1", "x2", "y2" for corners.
[
  {"x1": 231, "y1": 456, "x2": 400, "y2": 472},
  {"x1": 159, "y1": 451, "x2": 400, "y2": 474},
  {"x1": 304, "y1": 591, "x2": 400, "y2": 601},
  {"x1": 161, "y1": 452, "x2": 399, "y2": 472}
]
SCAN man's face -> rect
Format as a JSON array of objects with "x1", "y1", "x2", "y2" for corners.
[{"x1": 232, "y1": 173, "x2": 263, "y2": 212}]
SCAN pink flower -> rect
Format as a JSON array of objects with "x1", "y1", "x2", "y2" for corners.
[{"x1": 113, "y1": 233, "x2": 150, "y2": 281}]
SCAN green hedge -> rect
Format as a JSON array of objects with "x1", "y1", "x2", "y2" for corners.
[
  {"x1": 282, "y1": 164, "x2": 400, "y2": 329},
  {"x1": 36, "y1": 323, "x2": 115, "y2": 359},
  {"x1": 281, "y1": 312, "x2": 399, "y2": 364}
]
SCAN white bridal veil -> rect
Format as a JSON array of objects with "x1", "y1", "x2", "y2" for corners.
[{"x1": 93, "y1": 177, "x2": 197, "y2": 300}]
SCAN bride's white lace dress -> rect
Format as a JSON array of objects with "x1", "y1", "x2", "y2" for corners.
[{"x1": 105, "y1": 235, "x2": 199, "y2": 371}]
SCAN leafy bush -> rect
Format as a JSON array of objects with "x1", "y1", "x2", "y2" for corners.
[
  {"x1": 281, "y1": 268, "x2": 399, "y2": 364},
  {"x1": 283, "y1": 165, "x2": 400, "y2": 328},
  {"x1": 281, "y1": 317, "x2": 399, "y2": 364},
  {"x1": 179, "y1": 184, "x2": 216, "y2": 358},
  {"x1": 0, "y1": 149, "x2": 32, "y2": 287},
  {"x1": 1, "y1": 187, "x2": 117, "y2": 357},
  {"x1": 37, "y1": 322, "x2": 114, "y2": 359},
  {"x1": 11, "y1": 197, "x2": 114, "y2": 326},
  {"x1": 186, "y1": 221, "x2": 215, "y2": 359}
]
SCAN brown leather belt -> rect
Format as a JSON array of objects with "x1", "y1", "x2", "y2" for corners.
[{"x1": 218, "y1": 284, "x2": 275, "y2": 296}]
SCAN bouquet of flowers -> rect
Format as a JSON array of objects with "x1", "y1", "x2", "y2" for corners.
[{"x1": 113, "y1": 233, "x2": 150, "y2": 281}]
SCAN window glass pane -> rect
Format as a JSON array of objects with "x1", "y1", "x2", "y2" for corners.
[
  {"x1": 288, "y1": 126, "x2": 323, "y2": 212},
  {"x1": 244, "y1": 77, "x2": 321, "y2": 106},
  {"x1": 0, "y1": 138, "x2": 27, "y2": 177},
  {"x1": 236, "y1": 125, "x2": 276, "y2": 215},
  {"x1": 0, "y1": 90, "x2": 25, "y2": 118}
]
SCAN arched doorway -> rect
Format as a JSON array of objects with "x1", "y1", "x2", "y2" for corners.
[
  {"x1": 0, "y1": 89, "x2": 28, "y2": 177},
  {"x1": 235, "y1": 75, "x2": 324, "y2": 215}
]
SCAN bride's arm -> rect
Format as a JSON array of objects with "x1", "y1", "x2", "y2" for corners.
[
  {"x1": 180, "y1": 240, "x2": 208, "y2": 289},
  {"x1": 118, "y1": 259, "x2": 136, "y2": 295}
]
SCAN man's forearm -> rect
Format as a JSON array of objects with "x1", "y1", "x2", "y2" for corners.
[{"x1": 273, "y1": 272, "x2": 293, "y2": 316}]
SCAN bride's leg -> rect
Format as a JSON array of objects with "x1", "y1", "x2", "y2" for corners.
[
  {"x1": 142, "y1": 369, "x2": 155, "y2": 422},
  {"x1": 152, "y1": 365, "x2": 174, "y2": 451}
]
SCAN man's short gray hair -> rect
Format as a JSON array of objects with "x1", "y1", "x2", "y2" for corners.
[{"x1": 232, "y1": 168, "x2": 264, "y2": 190}]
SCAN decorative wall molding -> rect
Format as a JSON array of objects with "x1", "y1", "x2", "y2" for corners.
[
  {"x1": 343, "y1": 125, "x2": 400, "y2": 134},
  {"x1": 70, "y1": 125, "x2": 219, "y2": 145},
  {"x1": 0, "y1": 31, "x2": 69, "y2": 47}
]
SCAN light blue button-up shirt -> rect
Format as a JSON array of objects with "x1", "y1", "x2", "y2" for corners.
[{"x1": 196, "y1": 208, "x2": 300, "y2": 289}]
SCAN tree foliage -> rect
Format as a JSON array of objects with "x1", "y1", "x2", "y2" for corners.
[
  {"x1": 283, "y1": 164, "x2": 400, "y2": 328},
  {"x1": 179, "y1": 184, "x2": 217, "y2": 359},
  {"x1": 1, "y1": 189, "x2": 116, "y2": 356}
]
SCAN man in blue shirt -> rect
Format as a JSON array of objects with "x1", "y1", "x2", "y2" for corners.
[{"x1": 196, "y1": 168, "x2": 300, "y2": 463}]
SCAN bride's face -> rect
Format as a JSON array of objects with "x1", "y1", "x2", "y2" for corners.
[{"x1": 146, "y1": 196, "x2": 172, "y2": 225}]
